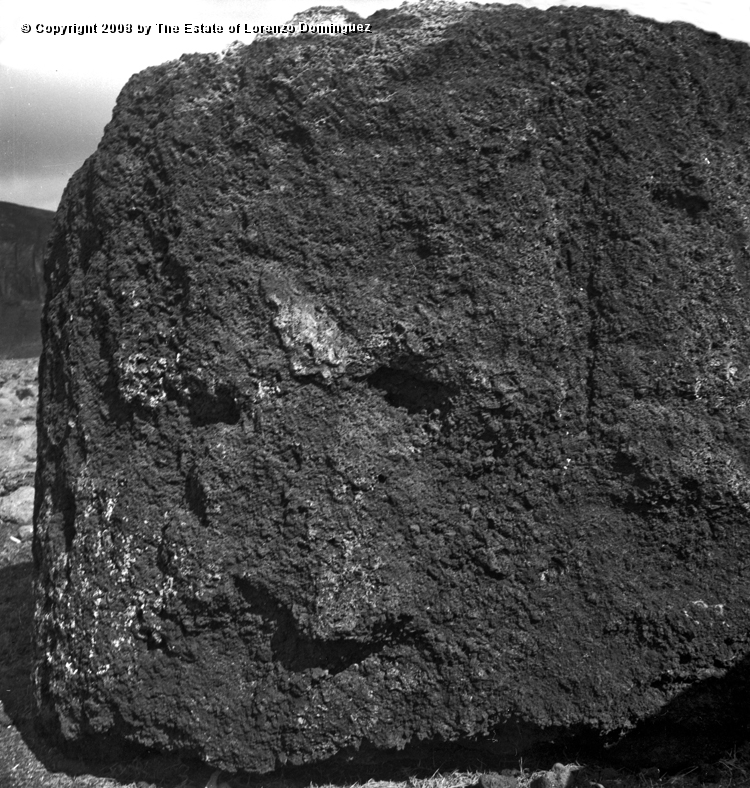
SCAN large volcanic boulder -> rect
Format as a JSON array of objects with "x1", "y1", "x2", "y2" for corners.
[
  {"x1": 0, "y1": 201, "x2": 53, "y2": 358},
  {"x1": 34, "y1": 0, "x2": 750, "y2": 774}
]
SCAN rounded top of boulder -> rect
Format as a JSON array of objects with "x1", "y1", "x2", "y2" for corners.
[{"x1": 256, "y1": 5, "x2": 367, "y2": 38}]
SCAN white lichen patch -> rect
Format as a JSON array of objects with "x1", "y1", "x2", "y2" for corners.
[
  {"x1": 312, "y1": 533, "x2": 384, "y2": 636},
  {"x1": 119, "y1": 352, "x2": 171, "y2": 408},
  {"x1": 261, "y1": 273, "x2": 359, "y2": 381},
  {"x1": 683, "y1": 599, "x2": 729, "y2": 627},
  {"x1": 34, "y1": 470, "x2": 179, "y2": 698},
  {"x1": 281, "y1": 301, "x2": 349, "y2": 376}
]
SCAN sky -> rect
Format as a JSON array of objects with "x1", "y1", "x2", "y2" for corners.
[{"x1": 1, "y1": 0, "x2": 749, "y2": 213}]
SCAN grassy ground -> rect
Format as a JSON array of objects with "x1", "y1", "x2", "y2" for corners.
[{"x1": 2, "y1": 355, "x2": 750, "y2": 787}]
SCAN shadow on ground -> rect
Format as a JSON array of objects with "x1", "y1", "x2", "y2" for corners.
[
  {"x1": 1, "y1": 560, "x2": 35, "y2": 734},
  {"x1": 3, "y1": 544, "x2": 750, "y2": 787}
]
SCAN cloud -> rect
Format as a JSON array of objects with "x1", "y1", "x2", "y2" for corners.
[{"x1": 0, "y1": 66, "x2": 115, "y2": 211}]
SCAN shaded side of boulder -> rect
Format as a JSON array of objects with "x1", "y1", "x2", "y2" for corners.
[{"x1": 34, "y1": 0, "x2": 750, "y2": 774}]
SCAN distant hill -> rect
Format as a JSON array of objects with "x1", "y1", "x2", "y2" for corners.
[{"x1": 0, "y1": 200, "x2": 54, "y2": 358}]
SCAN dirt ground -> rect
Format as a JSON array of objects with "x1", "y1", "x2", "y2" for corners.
[{"x1": 1, "y1": 355, "x2": 749, "y2": 787}]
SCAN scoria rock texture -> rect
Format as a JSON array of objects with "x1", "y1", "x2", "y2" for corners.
[
  {"x1": 34, "y1": 0, "x2": 750, "y2": 774},
  {"x1": 0, "y1": 201, "x2": 53, "y2": 358}
]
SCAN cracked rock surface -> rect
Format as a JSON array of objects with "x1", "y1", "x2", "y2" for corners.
[{"x1": 35, "y1": 0, "x2": 750, "y2": 775}]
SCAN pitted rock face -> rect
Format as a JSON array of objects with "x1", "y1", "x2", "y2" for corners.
[{"x1": 34, "y1": 0, "x2": 750, "y2": 774}]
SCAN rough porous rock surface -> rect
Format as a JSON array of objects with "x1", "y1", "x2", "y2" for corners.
[{"x1": 34, "y1": 0, "x2": 750, "y2": 774}]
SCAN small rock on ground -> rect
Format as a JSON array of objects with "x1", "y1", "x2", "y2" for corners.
[
  {"x1": 0, "y1": 485, "x2": 34, "y2": 524},
  {"x1": 530, "y1": 764, "x2": 591, "y2": 788},
  {"x1": 479, "y1": 773, "x2": 518, "y2": 788}
]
